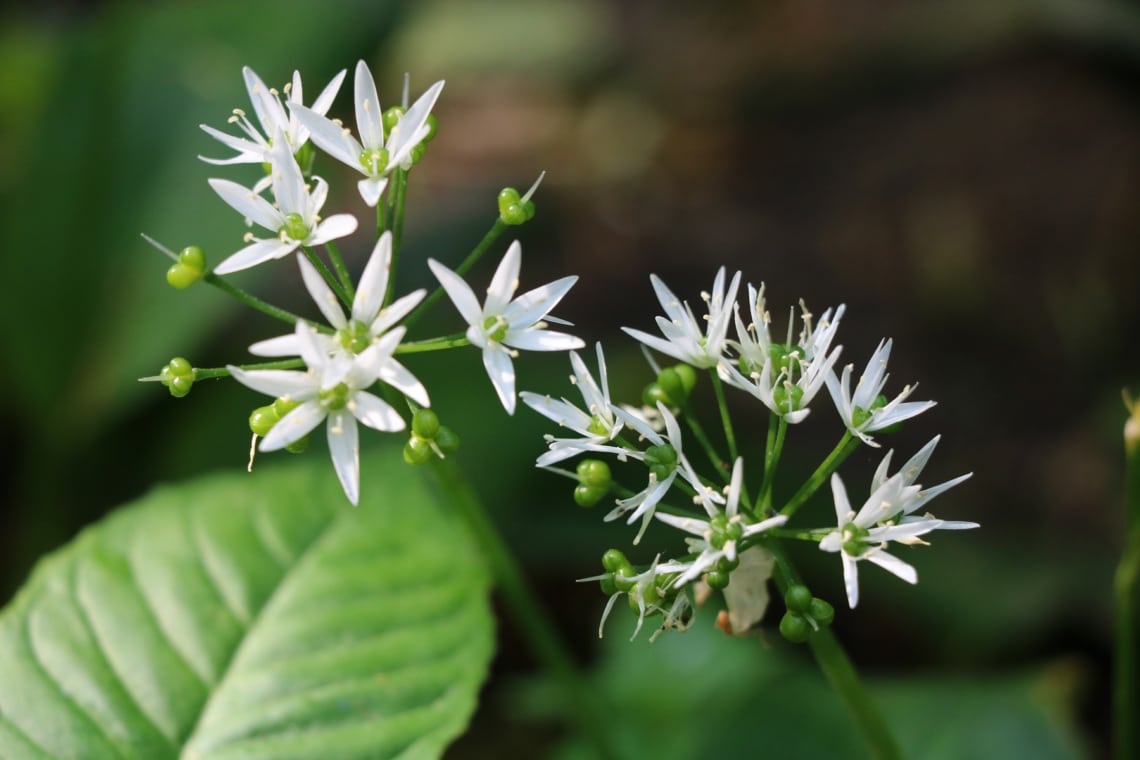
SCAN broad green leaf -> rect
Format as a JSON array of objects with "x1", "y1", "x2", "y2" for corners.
[{"x1": 0, "y1": 452, "x2": 493, "y2": 759}]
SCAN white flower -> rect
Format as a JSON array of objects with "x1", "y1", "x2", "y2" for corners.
[
  {"x1": 428, "y1": 241, "x2": 583, "y2": 415},
  {"x1": 607, "y1": 402, "x2": 722, "y2": 544},
  {"x1": 582, "y1": 555, "x2": 685, "y2": 641},
  {"x1": 656, "y1": 458, "x2": 787, "y2": 587},
  {"x1": 248, "y1": 232, "x2": 429, "y2": 406},
  {"x1": 819, "y1": 470, "x2": 977, "y2": 608},
  {"x1": 826, "y1": 338, "x2": 935, "y2": 446},
  {"x1": 200, "y1": 66, "x2": 346, "y2": 167},
  {"x1": 623, "y1": 267, "x2": 741, "y2": 369},
  {"x1": 870, "y1": 436, "x2": 976, "y2": 527},
  {"x1": 292, "y1": 61, "x2": 444, "y2": 207},
  {"x1": 209, "y1": 136, "x2": 358, "y2": 274},
  {"x1": 719, "y1": 283, "x2": 844, "y2": 423},
  {"x1": 519, "y1": 343, "x2": 625, "y2": 466},
  {"x1": 229, "y1": 321, "x2": 406, "y2": 505}
]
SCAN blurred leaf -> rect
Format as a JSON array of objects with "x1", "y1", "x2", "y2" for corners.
[
  {"x1": 514, "y1": 615, "x2": 1084, "y2": 759},
  {"x1": 0, "y1": 450, "x2": 493, "y2": 759}
]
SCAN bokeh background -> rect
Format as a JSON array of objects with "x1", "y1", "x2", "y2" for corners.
[{"x1": 2, "y1": 0, "x2": 1138, "y2": 757}]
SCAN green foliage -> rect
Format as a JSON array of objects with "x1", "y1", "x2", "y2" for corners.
[{"x1": 0, "y1": 452, "x2": 493, "y2": 759}]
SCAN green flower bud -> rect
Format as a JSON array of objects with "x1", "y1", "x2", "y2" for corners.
[
  {"x1": 779, "y1": 611, "x2": 811, "y2": 643},
  {"x1": 249, "y1": 405, "x2": 279, "y2": 437},
  {"x1": 273, "y1": 397, "x2": 301, "y2": 417},
  {"x1": 784, "y1": 584, "x2": 813, "y2": 614},
  {"x1": 573, "y1": 483, "x2": 606, "y2": 508},
  {"x1": 576, "y1": 459, "x2": 612, "y2": 489},
  {"x1": 412, "y1": 408, "x2": 441, "y2": 440},
  {"x1": 166, "y1": 246, "x2": 207, "y2": 289},
  {"x1": 656, "y1": 367, "x2": 687, "y2": 405},
  {"x1": 294, "y1": 141, "x2": 315, "y2": 176},
  {"x1": 167, "y1": 357, "x2": 192, "y2": 376},
  {"x1": 715, "y1": 554, "x2": 739, "y2": 573},
  {"x1": 410, "y1": 142, "x2": 426, "y2": 166},
  {"x1": 601, "y1": 548, "x2": 629, "y2": 573},
  {"x1": 706, "y1": 570, "x2": 730, "y2": 590},
  {"x1": 285, "y1": 435, "x2": 309, "y2": 454},
  {"x1": 808, "y1": 597, "x2": 835, "y2": 627},
  {"x1": 382, "y1": 105, "x2": 406, "y2": 133},
  {"x1": 423, "y1": 113, "x2": 439, "y2": 143},
  {"x1": 497, "y1": 188, "x2": 535, "y2": 225},
  {"x1": 159, "y1": 357, "x2": 195, "y2": 398},
  {"x1": 642, "y1": 382, "x2": 670, "y2": 408},
  {"x1": 599, "y1": 574, "x2": 618, "y2": 596},
  {"x1": 403, "y1": 436, "x2": 433, "y2": 466},
  {"x1": 168, "y1": 376, "x2": 193, "y2": 398},
  {"x1": 435, "y1": 425, "x2": 460, "y2": 454},
  {"x1": 673, "y1": 364, "x2": 697, "y2": 394}
]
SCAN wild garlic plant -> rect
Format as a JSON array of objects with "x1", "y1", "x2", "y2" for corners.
[{"x1": 142, "y1": 60, "x2": 977, "y2": 759}]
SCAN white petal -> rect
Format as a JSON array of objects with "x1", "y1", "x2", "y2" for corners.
[
  {"x1": 379, "y1": 359, "x2": 430, "y2": 407},
  {"x1": 830, "y1": 473, "x2": 852, "y2": 526},
  {"x1": 387, "y1": 80, "x2": 445, "y2": 167},
  {"x1": 428, "y1": 259, "x2": 483, "y2": 327},
  {"x1": 353, "y1": 232, "x2": 392, "y2": 324},
  {"x1": 260, "y1": 401, "x2": 326, "y2": 451},
  {"x1": 865, "y1": 550, "x2": 918, "y2": 585},
  {"x1": 358, "y1": 176, "x2": 388, "y2": 206},
  {"x1": 654, "y1": 512, "x2": 709, "y2": 537},
  {"x1": 198, "y1": 124, "x2": 265, "y2": 163},
  {"x1": 483, "y1": 346, "x2": 517, "y2": 414},
  {"x1": 505, "y1": 329, "x2": 584, "y2": 352},
  {"x1": 269, "y1": 138, "x2": 306, "y2": 216},
  {"x1": 350, "y1": 391, "x2": 405, "y2": 432},
  {"x1": 249, "y1": 333, "x2": 306, "y2": 357},
  {"x1": 309, "y1": 214, "x2": 359, "y2": 246},
  {"x1": 370, "y1": 289, "x2": 425, "y2": 336},
  {"x1": 327, "y1": 411, "x2": 361, "y2": 505},
  {"x1": 208, "y1": 178, "x2": 282, "y2": 232},
  {"x1": 214, "y1": 238, "x2": 296, "y2": 275},
  {"x1": 354, "y1": 60, "x2": 385, "y2": 149},
  {"x1": 620, "y1": 327, "x2": 689, "y2": 365},
  {"x1": 297, "y1": 254, "x2": 347, "y2": 329},
  {"x1": 228, "y1": 366, "x2": 315, "y2": 399},
  {"x1": 842, "y1": 556, "x2": 860, "y2": 608},
  {"x1": 486, "y1": 242, "x2": 522, "y2": 317},
  {"x1": 291, "y1": 102, "x2": 364, "y2": 169},
  {"x1": 503, "y1": 275, "x2": 579, "y2": 328}
]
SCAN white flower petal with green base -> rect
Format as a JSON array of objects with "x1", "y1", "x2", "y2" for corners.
[
  {"x1": 623, "y1": 267, "x2": 741, "y2": 369},
  {"x1": 291, "y1": 61, "x2": 445, "y2": 206},
  {"x1": 211, "y1": 137, "x2": 357, "y2": 275},
  {"x1": 199, "y1": 66, "x2": 346, "y2": 165},
  {"x1": 825, "y1": 338, "x2": 936, "y2": 447},
  {"x1": 229, "y1": 322, "x2": 406, "y2": 505},
  {"x1": 428, "y1": 241, "x2": 583, "y2": 415}
]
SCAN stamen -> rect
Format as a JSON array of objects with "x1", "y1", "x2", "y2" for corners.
[{"x1": 247, "y1": 433, "x2": 259, "y2": 472}]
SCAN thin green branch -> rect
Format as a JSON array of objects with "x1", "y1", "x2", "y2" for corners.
[
  {"x1": 780, "y1": 432, "x2": 859, "y2": 518},
  {"x1": 710, "y1": 370, "x2": 739, "y2": 461},
  {"x1": 760, "y1": 416, "x2": 788, "y2": 512},
  {"x1": 384, "y1": 168, "x2": 409, "y2": 309},
  {"x1": 301, "y1": 246, "x2": 351, "y2": 306},
  {"x1": 325, "y1": 241, "x2": 355, "y2": 302},
  {"x1": 681, "y1": 404, "x2": 730, "y2": 480},
  {"x1": 394, "y1": 333, "x2": 469, "y2": 354},
  {"x1": 203, "y1": 273, "x2": 306, "y2": 326},
  {"x1": 403, "y1": 218, "x2": 509, "y2": 329}
]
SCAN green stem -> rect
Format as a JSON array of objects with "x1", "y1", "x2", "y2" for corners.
[
  {"x1": 710, "y1": 371, "x2": 738, "y2": 461},
  {"x1": 760, "y1": 416, "x2": 788, "y2": 512},
  {"x1": 394, "y1": 333, "x2": 469, "y2": 354},
  {"x1": 384, "y1": 169, "x2": 409, "y2": 309},
  {"x1": 427, "y1": 457, "x2": 614, "y2": 758},
  {"x1": 191, "y1": 359, "x2": 305, "y2": 380},
  {"x1": 681, "y1": 404, "x2": 730, "y2": 480},
  {"x1": 203, "y1": 273, "x2": 306, "y2": 326},
  {"x1": 780, "y1": 432, "x2": 859, "y2": 518},
  {"x1": 301, "y1": 247, "x2": 351, "y2": 306},
  {"x1": 325, "y1": 241, "x2": 355, "y2": 302},
  {"x1": 403, "y1": 218, "x2": 509, "y2": 329},
  {"x1": 377, "y1": 194, "x2": 387, "y2": 238},
  {"x1": 767, "y1": 543, "x2": 902, "y2": 760},
  {"x1": 1116, "y1": 418, "x2": 1140, "y2": 758}
]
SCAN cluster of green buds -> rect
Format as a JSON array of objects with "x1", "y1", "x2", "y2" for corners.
[
  {"x1": 165, "y1": 246, "x2": 207, "y2": 289},
  {"x1": 573, "y1": 459, "x2": 612, "y2": 507},
  {"x1": 596, "y1": 549, "x2": 692, "y2": 639},
  {"x1": 159, "y1": 357, "x2": 196, "y2": 398},
  {"x1": 642, "y1": 363, "x2": 697, "y2": 409},
  {"x1": 402, "y1": 408, "x2": 459, "y2": 465},
  {"x1": 778, "y1": 583, "x2": 835, "y2": 644},
  {"x1": 249, "y1": 397, "x2": 309, "y2": 454}
]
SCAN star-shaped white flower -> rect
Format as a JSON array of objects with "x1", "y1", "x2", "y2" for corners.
[
  {"x1": 291, "y1": 61, "x2": 444, "y2": 207},
  {"x1": 428, "y1": 241, "x2": 583, "y2": 415},
  {"x1": 607, "y1": 402, "x2": 723, "y2": 544},
  {"x1": 209, "y1": 136, "x2": 358, "y2": 274},
  {"x1": 581, "y1": 555, "x2": 685, "y2": 641},
  {"x1": 200, "y1": 66, "x2": 346, "y2": 167},
  {"x1": 229, "y1": 321, "x2": 406, "y2": 505},
  {"x1": 248, "y1": 232, "x2": 429, "y2": 406},
  {"x1": 719, "y1": 283, "x2": 844, "y2": 423},
  {"x1": 623, "y1": 267, "x2": 741, "y2": 369},
  {"x1": 870, "y1": 436, "x2": 976, "y2": 527},
  {"x1": 656, "y1": 458, "x2": 787, "y2": 587},
  {"x1": 519, "y1": 343, "x2": 625, "y2": 466},
  {"x1": 826, "y1": 338, "x2": 935, "y2": 446},
  {"x1": 819, "y1": 470, "x2": 977, "y2": 608}
]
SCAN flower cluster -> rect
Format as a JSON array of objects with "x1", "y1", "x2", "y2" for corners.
[
  {"x1": 526, "y1": 267, "x2": 976, "y2": 640},
  {"x1": 147, "y1": 62, "x2": 583, "y2": 504}
]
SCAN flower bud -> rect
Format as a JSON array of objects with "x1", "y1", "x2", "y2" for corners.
[
  {"x1": 403, "y1": 436, "x2": 433, "y2": 465},
  {"x1": 601, "y1": 548, "x2": 630, "y2": 573},
  {"x1": 166, "y1": 246, "x2": 207, "y2": 289},
  {"x1": 435, "y1": 425, "x2": 460, "y2": 454},
  {"x1": 705, "y1": 570, "x2": 730, "y2": 590},
  {"x1": 573, "y1": 483, "x2": 606, "y2": 508},
  {"x1": 808, "y1": 597, "x2": 835, "y2": 627},
  {"x1": 412, "y1": 408, "x2": 441, "y2": 440},
  {"x1": 159, "y1": 357, "x2": 195, "y2": 398},
  {"x1": 249, "y1": 405, "x2": 279, "y2": 437},
  {"x1": 382, "y1": 105, "x2": 406, "y2": 132},
  {"x1": 784, "y1": 584, "x2": 813, "y2": 614},
  {"x1": 779, "y1": 611, "x2": 811, "y2": 643},
  {"x1": 285, "y1": 435, "x2": 309, "y2": 454},
  {"x1": 497, "y1": 188, "x2": 535, "y2": 226},
  {"x1": 576, "y1": 459, "x2": 612, "y2": 489}
]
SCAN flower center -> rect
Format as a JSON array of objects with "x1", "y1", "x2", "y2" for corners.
[
  {"x1": 359, "y1": 146, "x2": 390, "y2": 175},
  {"x1": 319, "y1": 382, "x2": 351, "y2": 411},
  {"x1": 645, "y1": 443, "x2": 678, "y2": 481},
  {"x1": 281, "y1": 212, "x2": 311, "y2": 241},
  {"x1": 587, "y1": 415, "x2": 610, "y2": 437},
  {"x1": 840, "y1": 523, "x2": 872, "y2": 556},
  {"x1": 483, "y1": 315, "x2": 510, "y2": 343},
  {"x1": 772, "y1": 384, "x2": 805, "y2": 414},
  {"x1": 851, "y1": 393, "x2": 889, "y2": 428},
  {"x1": 337, "y1": 319, "x2": 372, "y2": 353}
]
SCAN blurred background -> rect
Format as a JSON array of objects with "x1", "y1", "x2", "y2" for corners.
[{"x1": 2, "y1": 0, "x2": 1138, "y2": 757}]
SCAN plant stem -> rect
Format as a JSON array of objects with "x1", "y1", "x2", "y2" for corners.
[
  {"x1": 193, "y1": 359, "x2": 305, "y2": 380},
  {"x1": 709, "y1": 370, "x2": 739, "y2": 461},
  {"x1": 301, "y1": 246, "x2": 351, "y2": 306},
  {"x1": 403, "y1": 218, "x2": 508, "y2": 329},
  {"x1": 681, "y1": 405, "x2": 730, "y2": 480},
  {"x1": 394, "y1": 333, "x2": 469, "y2": 354},
  {"x1": 325, "y1": 241, "x2": 355, "y2": 302},
  {"x1": 384, "y1": 169, "x2": 409, "y2": 309},
  {"x1": 760, "y1": 416, "x2": 788, "y2": 512},
  {"x1": 427, "y1": 457, "x2": 614, "y2": 758},
  {"x1": 203, "y1": 274, "x2": 306, "y2": 326},
  {"x1": 768, "y1": 543, "x2": 901, "y2": 760},
  {"x1": 1116, "y1": 408, "x2": 1140, "y2": 758},
  {"x1": 780, "y1": 432, "x2": 859, "y2": 518}
]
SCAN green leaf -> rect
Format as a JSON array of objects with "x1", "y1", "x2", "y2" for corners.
[{"x1": 0, "y1": 452, "x2": 493, "y2": 759}]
